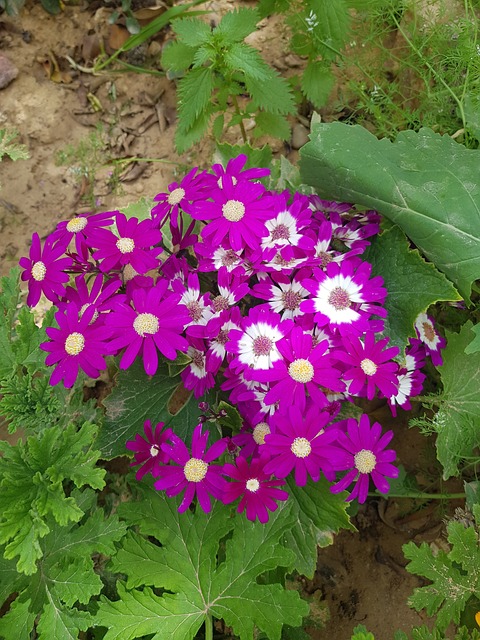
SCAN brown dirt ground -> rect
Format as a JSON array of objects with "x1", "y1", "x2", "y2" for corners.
[{"x1": 0, "y1": 2, "x2": 466, "y2": 638}]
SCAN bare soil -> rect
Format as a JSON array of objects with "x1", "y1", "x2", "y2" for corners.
[{"x1": 0, "y1": 2, "x2": 464, "y2": 638}]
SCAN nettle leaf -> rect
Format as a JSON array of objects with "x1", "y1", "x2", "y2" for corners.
[
  {"x1": 99, "y1": 359, "x2": 216, "y2": 459},
  {"x1": 363, "y1": 226, "x2": 460, "y2": 351},
  {"x1": 215, "y1": 7, "x2": 259, "y2": 42},
  {"x1": 246, "y1": 71, "x2": 296, "y2": 116},
  {"x1": 254, "y1": 111, "x2": 291, "y2": 141},
  {"x1": 224, "y1": 42, "x2": 270, "y2": 80},
  {"x1": 161, "y1": 40, "x2": 196, "y2": 72},
  {"x1": 301, "y1": 60, "x2": 335, "y2": 109},
  {"x1": 300, "y1": 123, "x2": 480, "y2": 301},
  {"x1": 96, "y1": 484, "x2": 309, "y2": 640},
  {"x1": 432, "y1": 322, "x2": 480, "y2": 479},
  {"x1": 175, "y1": 104, "x2": 214, "y2": 154},
  {"x1": 0, "y1": 422, "x2": 105, "y2": 574},
  {"x1": 172, "y1": 16, "x2": 211, "y2": 47},
  {"x1": 285, "y1": 476, "x2": 353, "y2": 578},
  {"x1": 304, "y1": 0, "x2": 350, "y2": 52},
  {"x1": 404, "y1": 519, "x2": 480, "y2": 631},
  {"x1": 177, "y1": 66, "x2": 215, "y2": 134}
]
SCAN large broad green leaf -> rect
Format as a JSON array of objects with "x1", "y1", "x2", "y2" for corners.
[
  {"x1": 299, "y1": 123, "x2": 480, "y2": 301},
  {"x1": 285, "y1": 476, "x2": 353, "y2": 578},
  {"x1": 98, "y1": 360, "x2": 217, "y2": 459},
  {"x1": 432, "y1": 322, "x2": 480, "y2": 479},
  {"x1": 95, "y1": 485, "x2": 309, "y2": 640},
  {"x1": 363, "y1": 226, "x2": 460, "y2": 351}
]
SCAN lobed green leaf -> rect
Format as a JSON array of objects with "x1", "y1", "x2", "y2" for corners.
[{"x1": 215, "y1": 7, "x2": 260, "y2": 42}]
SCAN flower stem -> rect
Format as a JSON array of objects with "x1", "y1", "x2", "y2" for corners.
[
  {"x1": 376, "y1": 491, "x2": 465, "y2": 500},
  {"x1": 205, "y1": 614, "x2": 213, "y2": 640}
]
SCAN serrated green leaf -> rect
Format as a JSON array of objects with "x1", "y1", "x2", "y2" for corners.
[
  {"x1": 404, "y1": 519, "x2": 480, "y2": 631},
  {"x1": 0, "y1": 129, "x2": 29, "y2": 162},
  {"x1": 301, "y1": 61, "x2": 335, "y2": 109},
  {"x1": 120, "y1": 196, "x2": 154, "y2": 222},
  {"x1": 177, "y1": 66, "x2": 214, "y2": 134},
  {"x1": 464, "y1": 93, "x2": 480, "y2": 142},
  {"x1": 363, "y1": 226, "x2": 460, "y2": 351},
  {"x1": 0, "y1": 598, "x2": 36, "y2": 640},
  {"x1": 48, "y1": 556, "x2": 103, "y2": 607},
  {"x1": 175, "y1": 104, "x2": 214, "y2": 154},
  {"x1": 224, "y1": 42, "x2": 270, "y2": 80},
  {"x1": 215, "y1": 142, "x2": 272, "y2": 173},
  {"x1": 215, "y1": 7, "x2": 259, "y2": 41},
  {"x1": 303, "y1": 0, "x2": 350, "y2": 52},
  {"x1": 98, "y1": 360, "x2": 215, "y2": 458},
  {"x1": 37, "y1": 588, "x2": 92, "y2": 640},
  {"x1": 433, "y1": 322, "x2": 480, "y2": 478},
  {"x1": 254, "y1": 111, "x2": 291, "y2": 140},
  {"x1": 285, "y1": 476, "x2": 353, "y2": 577},
  {"x1": 300, "y1": 123, "x2": 480, "y2": 301},
  {"x1": 465, "y1": 324, "x2": 480, "y2": 354},
  {"x1": 246, "y1": 72, "x2": 296, "y2": 116},
  {"x1": 172, "y1": 16, "x2": 211, "y2": 47},
  {"x1": 97, "y1": 485, "x2": 309, "y2": 639},
  {"x1": 161, "y1": 40, "x2": 196, "y2": 72}
]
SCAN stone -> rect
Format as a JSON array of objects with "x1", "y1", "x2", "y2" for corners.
[
  {"x1": 291, "y1": 123, "x2": 309, "y2": 149},
  {"x1": 0, "y1": 55, "x2": 18, "y2": 90}
]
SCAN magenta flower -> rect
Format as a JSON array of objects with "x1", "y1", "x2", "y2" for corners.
[
  {"x1": 126, "y1": 420, "x2": 173, "y2": 480},
  {"x1": 151, "y1": 167, "x2": 209, "y2": 228},
  {"x1": 155, "y1": 424, "x2": 228, "y2": 513},
  {"x1": 335, "y1": 331, "x2": 399, "y2": 400},
  {"x1": 414, "y1": 312, "x2": 446, "y2": 366},
  {"x1": 59, "y1": 273, "x2": 123, "y2": 322},
  {"x1": 90, "y1": 213, "x2": 162, "y2": 274},
  {"x1": 190, "y1": 176, "x2": 274, "y2": 252},
  {"x1": 263, "y1": 405, "x2": 341, "y2": 486},
  {"x1": 209, "y1": 153, "x2": 270, "y2": 189},
  {"x1": 107, "y1": 279, "x2": 189, "y2": 375},
  {"x1": 330, "y1": 414, "x2": 399, "y2": 503},
  {"x1": 223, "y1": 454, "x2": 289, "y2": 523},
  {"x1": 19, "y1": 233, "x2": 72, "y2": 307},
  {"x1": 181, "y1": 338, "x2": 215, "y2": 398},
  {"x1": 40, "y1": 302, "x2": 113, "y2": 388},
  {"x1": 49, "y1": 211, "x2": 115, "y2": 255},
  {"x1": 255, "y1": 325, "x2": 344, "y2": 411}
]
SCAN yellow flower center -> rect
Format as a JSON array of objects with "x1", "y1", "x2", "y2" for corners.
[
  {"x1": 167, "y1": 187, "x2": 185, "y2": 205},
  {"x1": 31, "y1": 261, "x2": 47, "y2": 281},
  {"x1": 288, "y1": 358, "x2": 314, "y2": 383},
  {"x1": 354, "y1": 449, "x2": 377, "y2": 474},
  {"x1": 290, "y1": 437, "x2": 312, "y2": 458},
  {"x1": 64, "y1": 332, "x2": 85, "y2": 355},
  {"x1": 253, "y1": 422, "x2": 270, "y2": 445},
  {"x1": 149, "y1": 445, "x2": 160, "y2": 457},
  {"x1": 246, "y1": 478, "x2": 260, "y2": 493},
  {"x1": 222, "y1": 199, "x2": 245, "y2": 222},
  {"x1": 116, "y1": 237, "x2": 135, "y2": 254},
  {"x1": 133, "y1": 313, "x2": 159, "y2": 337},
  {"x1": 360, "y1": 358, "x2": 377, "y2": 376},
  {"x1": 66, "y1": 217, "x2": 88, "y2": 232},
  {"x1": 184, "y1": 457, "x2": 208, "y2": 482}
]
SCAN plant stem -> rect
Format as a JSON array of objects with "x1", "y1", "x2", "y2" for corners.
[
  {"x1": 232, "y1": 95, "x2": 248, "y2": 144},
  {"x1": 205, "y1": 614, "x2": 213, "y2": 640},
  {"x1": 380, "y1": 491, "x2": 465, "y2": 500},
  {"x1": 410, "y1": 395, "x2": 442, "y2": 406}
]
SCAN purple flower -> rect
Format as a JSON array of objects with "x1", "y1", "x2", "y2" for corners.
[
  {"x1": 335, "y1": 331, "x2": 399, "y2": 400},
  {"x1": 40, "y1": 303, "x2": 113, "y2": 388},
  {"x1": 181, "y1": 338, "x2": 215, "y2": 398},
  {"x1": 210, "y1": 153, "x2": 270, "y2": 189},
  {"x1": 330, "y1": 414, "x2": 399, "y2": 503},
  {"x1": 151, "y1": 167, "x2": 209, "y2": 228},
  {"x1": 223, "y1": 454, "x2": 289, "y2": 523},
  {"x1": 19, "y1": 233, "x2": 72, "y2": 307},
  {"x1": 190, "y1": 176, "x2": 274, "y2": 252},
  {"x1": 263, "y1": 405, "x2": 341, "y2": 486},
  {"x1": 90, "y1": 213, "x2": 162, "y2": 274},
  {"x1": 252, "y1": 271, "x2": 310, "y2": 320},
  {"x1": 107, "y1": 279, "x2": 189, "y2": 375},
  {"x1": 155, "y1": 424, "x2": 228, "y2": 513},
  {"x1": 126, "y1": 420, "x2": 173, "y2": 480},
  {"x1": 59, "y1": 273, "x2": 123, "y2": 323},
  {"x1": 49, "y1": 211, "x2": 115, "y2": 255},
  {"x1": 300, "y1": 259, "x2": 387, "y2": 335},
  {"x1": 231, "y1": 420, "x2": 272, "y2": 459},
  {"x1": 414, "y1": 312, "x2": 446, "y2": 366},
  {"x1": 255, "y1": 325, "x2": 344, "y2": 411}
]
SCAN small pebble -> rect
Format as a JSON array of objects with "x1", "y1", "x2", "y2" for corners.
[
  {"x1": 291, "y1": 123, "x2": 309, "y2": 149},
  {"x1": 0, "y1": 55, "x2": 18, "y2": 90}
]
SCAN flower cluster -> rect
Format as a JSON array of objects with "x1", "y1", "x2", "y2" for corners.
[{"x1": 20, "y1": 154, "x2": 447, "y2": 521}]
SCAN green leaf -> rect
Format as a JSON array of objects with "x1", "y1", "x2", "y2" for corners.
[
  {"x1": 301, "y1": 61, "x2": 335, "y2": 109},
  {"x1": 224, "y1": 42, "x2": 270, "y2": 80},
  {"x1": 215, "y1": 142, "x2": 273, "y2": 171},
  {"x1": 0, "y1": 422, "x2": 105, "y2": 573},
  {"x1": 39, "y1": 0, "x2": 61, "y2": 14},
  {"x1": 285, "y1": 476, "x2": 353, "y2": 578},
  {"x1": 363, "y1": 226, "x2": 460, "y2": 351},
  {"x1": 120, "y1": 197, "x2": 154, "y2": 222},
  {"x1": 246, "y1": 71, "x2": 296, "y2": 116},
  {"x1": 96, "y1": 485, "x2": 309, "y2": 639},
  {"x1": 465, "y1": 324, "x2": 480, "y2": 354},
  {"x1": 215, "y1": 7, "x2": 259, "y2": 42},
  {"x1": 161, "y1": 40, "x2": 196, "y2": 72},
  {"x1": 404, "y1": 519, "x2": 480, "y2": 631},
  {"x1": 48, "y1": 557, "x2": 103, "y2": 607},
  {"x1": 305, "y1": 0, "x2": 350, "y2": 51},
  {"x1": 36, "y1": 589, "x2": 92, "y2": 640},
  {"x1": 0, "y1": 598, "x2": 36, "y2": 640},
  {"x1": 175, "y1": 104, "x2": 214, "y2": 154},
  {"x1": 300, "y1": 123, "x2": 480, "y2": 301},
  {"x1": 176, "y1": 66, "x2": 214, "y2": 133},
  {"x1": 0, "y1": 129, "x2": 29, "y2": 162},
  {"x1": 254, "y1": 111, "x2": 291, "y2": 141},
  {"x1": 172, "y1": 16, "x2": 211, "y2": 47},
  {"x1": 432, "y1": 322, "x2": 480, "y2": 478},
  {"x1": 464, "y1": 93, "x2": 480, "y2": 142},
  {"x1": 98, "y1": 360, "x2": 215, "y2": 459}
]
